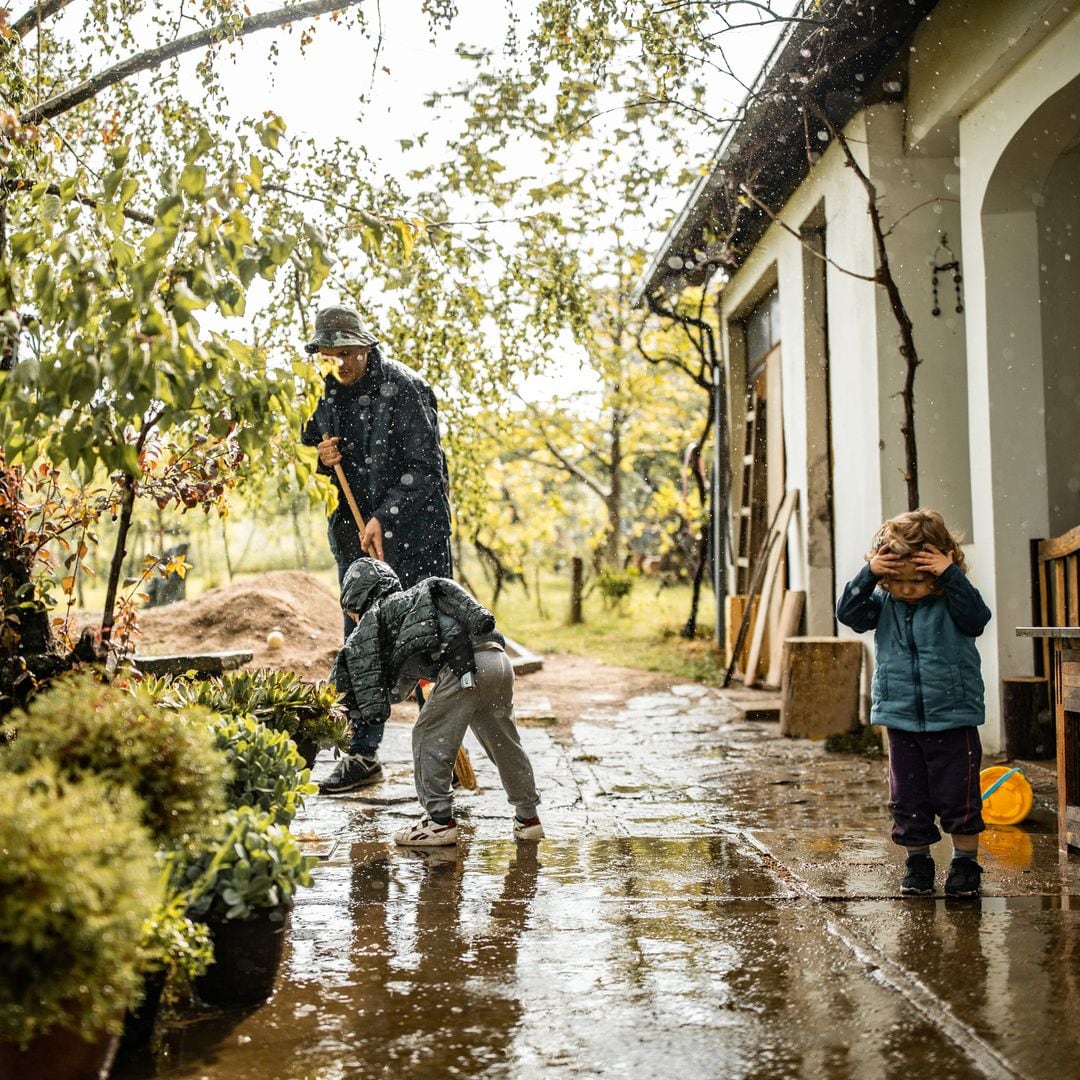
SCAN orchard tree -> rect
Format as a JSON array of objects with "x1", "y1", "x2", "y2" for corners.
[
  {"x1": 413, "y1": 21, "x2": 725, "y2": 629},
  {"x1": 0, "y1": 0, "x2": 435, "y2": 706}
]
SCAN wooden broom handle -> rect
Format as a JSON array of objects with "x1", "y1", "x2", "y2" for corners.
[{"x1": 322, "y1": 432, "x2": 366, "y2": 539}]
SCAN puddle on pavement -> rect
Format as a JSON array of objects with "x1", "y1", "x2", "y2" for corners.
[
  {"x1": 116, "y1": 838, "x2": 985, "y2": 1079},
  {"x1": 834, "y1": 897, "x2": 1080, "y2": 1076},
  {"x1": 109, "y1": 684, "x2": 1080, "y2": 1080}
]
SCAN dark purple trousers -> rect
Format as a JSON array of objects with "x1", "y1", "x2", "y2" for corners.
[{"x1": 886, "y1": 726, "x2": 985, "y2": 847}]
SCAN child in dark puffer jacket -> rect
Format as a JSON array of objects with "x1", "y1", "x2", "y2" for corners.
[
  {"x1": 836, "y1": 509, "x2": 992, "y2": 898},
  {"x1": 325, "y1": 557, "x2": 543, "y2": 847}
]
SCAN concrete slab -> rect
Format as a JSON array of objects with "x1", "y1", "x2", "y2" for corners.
[
  {"x1": 130, "y1": 649, "x2": 253, "y2": 676},
  {"x1": 119, "y1": 676, "x2": 1080, "y2": 1080}
]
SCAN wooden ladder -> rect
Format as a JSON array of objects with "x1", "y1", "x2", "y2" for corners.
[{"x1": 735, "y1": 386, "x2": 764, "y2": 594}]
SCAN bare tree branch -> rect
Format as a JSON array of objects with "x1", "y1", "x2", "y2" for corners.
[
  {"x1": 19, "y1": 0, "x2": 366, "y2": 125},
  {"x1": 821, "y1": 109, "x2": 922, "y2": 509},
  {"x1": 10, "y1": 0, "x2": 74, "y2": 39}
]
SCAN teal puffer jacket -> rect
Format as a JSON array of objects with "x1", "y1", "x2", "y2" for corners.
[{"x1": 836, "y1": 563, "x2": 992, "y2": 731}]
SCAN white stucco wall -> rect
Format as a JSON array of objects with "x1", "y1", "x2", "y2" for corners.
[
  {"x1": 959, "y1": 6, "x2": 1080, "y2": 749},
  {"x1": 863, "y1": 107, "x2": 973, "y2": 539},
  {"x1": 721, "y1": 116, "x2": 883, "y2": 636},
  {"x1": 907, "y1": 0, "x2": 1075, "y2": 154},
  {"x1": 713, "y1": 5, "x2": 1080, "y2": 751},
  {"x1": 721, "y1": 109, "x2": 973, "y2": 705},
  {"x1": 1038, "y1": 148, "x2": 1080, "y2": 534}
]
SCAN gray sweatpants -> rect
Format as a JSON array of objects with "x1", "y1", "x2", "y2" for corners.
[{"x1": 413, "y1": 644, "x2": 540, "y2": 822}]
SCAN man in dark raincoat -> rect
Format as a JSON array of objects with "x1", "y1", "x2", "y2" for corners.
[{"x1": 301, "y1": 305, "x2": 453, "y2": 792}]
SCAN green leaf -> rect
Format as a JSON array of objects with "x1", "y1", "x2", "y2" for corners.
[
  {"x1": 392, "y1": 219, "x2": 415, "y2": 261},
  {"x1": 41, "y1": 193, "x2": 61, "y2": 224},
  {"x1": 180, "y1": 165, "x2": 207, "y2": 198},
  {"x1": 185, "y1": 127, "x2": 215, "y2": 165}
]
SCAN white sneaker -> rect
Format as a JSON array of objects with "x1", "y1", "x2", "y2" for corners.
[
  {"x1": 394, "y1": 814, "x2": 459, "y2": 847},
  {"x1": 513, "y1": 816, "x2": 545, "y2": 842}
]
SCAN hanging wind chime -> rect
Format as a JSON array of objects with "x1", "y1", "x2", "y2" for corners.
[{"x1": 931, "y1": 233, "x2": 964, "y2": 317}]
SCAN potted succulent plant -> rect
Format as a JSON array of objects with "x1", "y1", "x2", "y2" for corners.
[
  {"x1": 0, "y1": 671, "x2": 228, "y2": 849},
  {"x1": 0, "y1": 765, "x2": 161, "y2": 1077},
  {"x1": 178, "y1": 805, "x2": 316, "y2": 1007},
  {"x1": 212, "y1": 713, "x2": 317, "y2": 825},
  {"x1": 157, "y1": 669, "x2": 350, "y2": 767}
]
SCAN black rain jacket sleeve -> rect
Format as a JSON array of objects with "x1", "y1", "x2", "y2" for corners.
[{"x1": 368, "y1": 378, "x2": 445, "y2": 530}]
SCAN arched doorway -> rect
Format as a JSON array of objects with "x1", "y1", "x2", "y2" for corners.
[{"x1": 980, "y1": 72, "x2": 1080, "y2": 697}]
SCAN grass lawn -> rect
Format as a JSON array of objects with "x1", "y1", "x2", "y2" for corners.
[
  {"x1": 69, "y1": 523, "x2": 726, "y2": 684},
  {"x1": 477, "y1": 569, "x2": 726, "y2": 685}
]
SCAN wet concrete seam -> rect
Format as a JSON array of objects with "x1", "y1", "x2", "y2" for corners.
[
  {"x1": 732, "y1": 827, "x2": 1026, "y2": 1080},
  {"x1": 561, "y1": 745, "x2": 632, "y2": 836}
]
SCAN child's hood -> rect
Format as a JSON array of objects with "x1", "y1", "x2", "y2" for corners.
[{"x1": 340, "y1": 558, "x2": 402, "y2": 616}]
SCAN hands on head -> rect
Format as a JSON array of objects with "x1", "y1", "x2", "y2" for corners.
[{"x1": 871, "y1": 543, "x2": 954, "y2": 579}]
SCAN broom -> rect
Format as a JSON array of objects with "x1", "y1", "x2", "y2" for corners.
[{"x1": 454, "y1": 743, "x2": 479, "y2": 790}]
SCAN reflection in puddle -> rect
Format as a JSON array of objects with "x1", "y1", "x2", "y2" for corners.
[{"x1": 129, "y1": 838, "x2": 989, "y2": 1079}]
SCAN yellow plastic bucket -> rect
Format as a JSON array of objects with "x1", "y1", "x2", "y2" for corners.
[{"x1": 980, "y1": 766, "x2": 1033, "y2": 826}]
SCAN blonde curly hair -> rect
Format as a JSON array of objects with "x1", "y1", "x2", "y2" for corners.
[{"x1": 867, "y1": 508, "x2": 966, "y2": 593}]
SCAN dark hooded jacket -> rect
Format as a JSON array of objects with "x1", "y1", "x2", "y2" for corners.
[
  {"x1": 330, "y1": 559, "x2": 503, "y2": 725},
  {"x1": 301, "y1": 349, "x2": 452, "y2": 587}
]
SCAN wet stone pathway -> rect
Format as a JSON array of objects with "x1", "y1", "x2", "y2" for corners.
[{"x1": 116, "y1": 675, "x2": 1080, "y2": 1079}]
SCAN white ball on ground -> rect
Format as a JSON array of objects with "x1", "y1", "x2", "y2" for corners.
[{"x1": 266, "y1": 629, "x2": 285, "y2": 651}]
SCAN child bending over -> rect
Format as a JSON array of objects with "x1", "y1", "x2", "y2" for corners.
[
  {"x1": 836, "y1": 509, "x2": 992, "y2": 897},
  {"x1": 328, "y1": 558, "x2": 544, "y2": 847}
]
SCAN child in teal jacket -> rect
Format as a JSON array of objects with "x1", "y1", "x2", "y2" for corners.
[{"x1": 837, "y1": 509, "x2": 992, "y2": 897}]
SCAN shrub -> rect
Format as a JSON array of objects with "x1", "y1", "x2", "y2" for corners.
[
  {"x1": 0, "y1": 765, "x2": 161, "y2": 1046},
  {"x1": 180, "y1": 805, "x2": 316, "y2": 923},
  {"x1": 158, "y1": 669, "x2": 350, "y2": 752},
  {"x1": 212, "y1": 714, "x2": 317, "y2": 825},
  {"x1": 0, "y1": 672, "x2": 227, "y2": 847},
  {"x1": 596, "y1": 568, "x2": 636, "y2": 611},
  {"x1": 137, "y1": 884, "x2": 214, "y2": 987}
]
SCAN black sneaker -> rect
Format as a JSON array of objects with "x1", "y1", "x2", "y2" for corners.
[
  {"x1": 318, "y1": 755, "x2": 383, "y2": 794},
  {"x1": 900, "y1": 854, "x2": 935, "y2": 895},
  {"x1": 944, "y1": 858, "x2": 983, "y2": 897}
]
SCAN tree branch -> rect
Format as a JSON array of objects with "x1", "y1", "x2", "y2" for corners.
[
  {"x1": 3, "y1": 178, "x2": 155, "y2": 225},
  {"x1": 644, "y1": 292, "x2": 712, "y2": 390},
  {"x1": 822, "y1": 110, "x2": 921, "y2": 509},
  {"x1": 19, "y1": 0, "x2": 366, "y2": 125},
  {"x1": 737, "y1": 182, "x2": 877, "y2": 282},
  {"x1": 10, "y1": 0, "x2": 74, "y2": 40},
  {"x1": 520, "y1": 409, "x2": 611, "y2": 502}
]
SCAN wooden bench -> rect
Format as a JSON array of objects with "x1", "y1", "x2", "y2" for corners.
[
  {"x1": 1022, "y1": 523, "x2": 1080, "y2": 851},
  {"x1": 1030, "y1": 524, "x2": 1080, "y2": 682}
]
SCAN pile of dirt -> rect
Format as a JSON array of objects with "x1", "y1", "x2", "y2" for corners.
[
  {"x1": 132, "y1": 570, "x2": 681, "y2": 725},
  {"x1": 135, "y1": 570, "x2": 343, "y2": 677}
]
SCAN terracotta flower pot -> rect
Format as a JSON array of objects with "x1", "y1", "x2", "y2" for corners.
[{"x1": 194, "y1": 907, "x2": 290, "y2": 1008}]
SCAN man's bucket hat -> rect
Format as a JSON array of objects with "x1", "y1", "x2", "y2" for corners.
[{"x1": 305, "y1": 305, "x2": 378, "y2": 354}]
